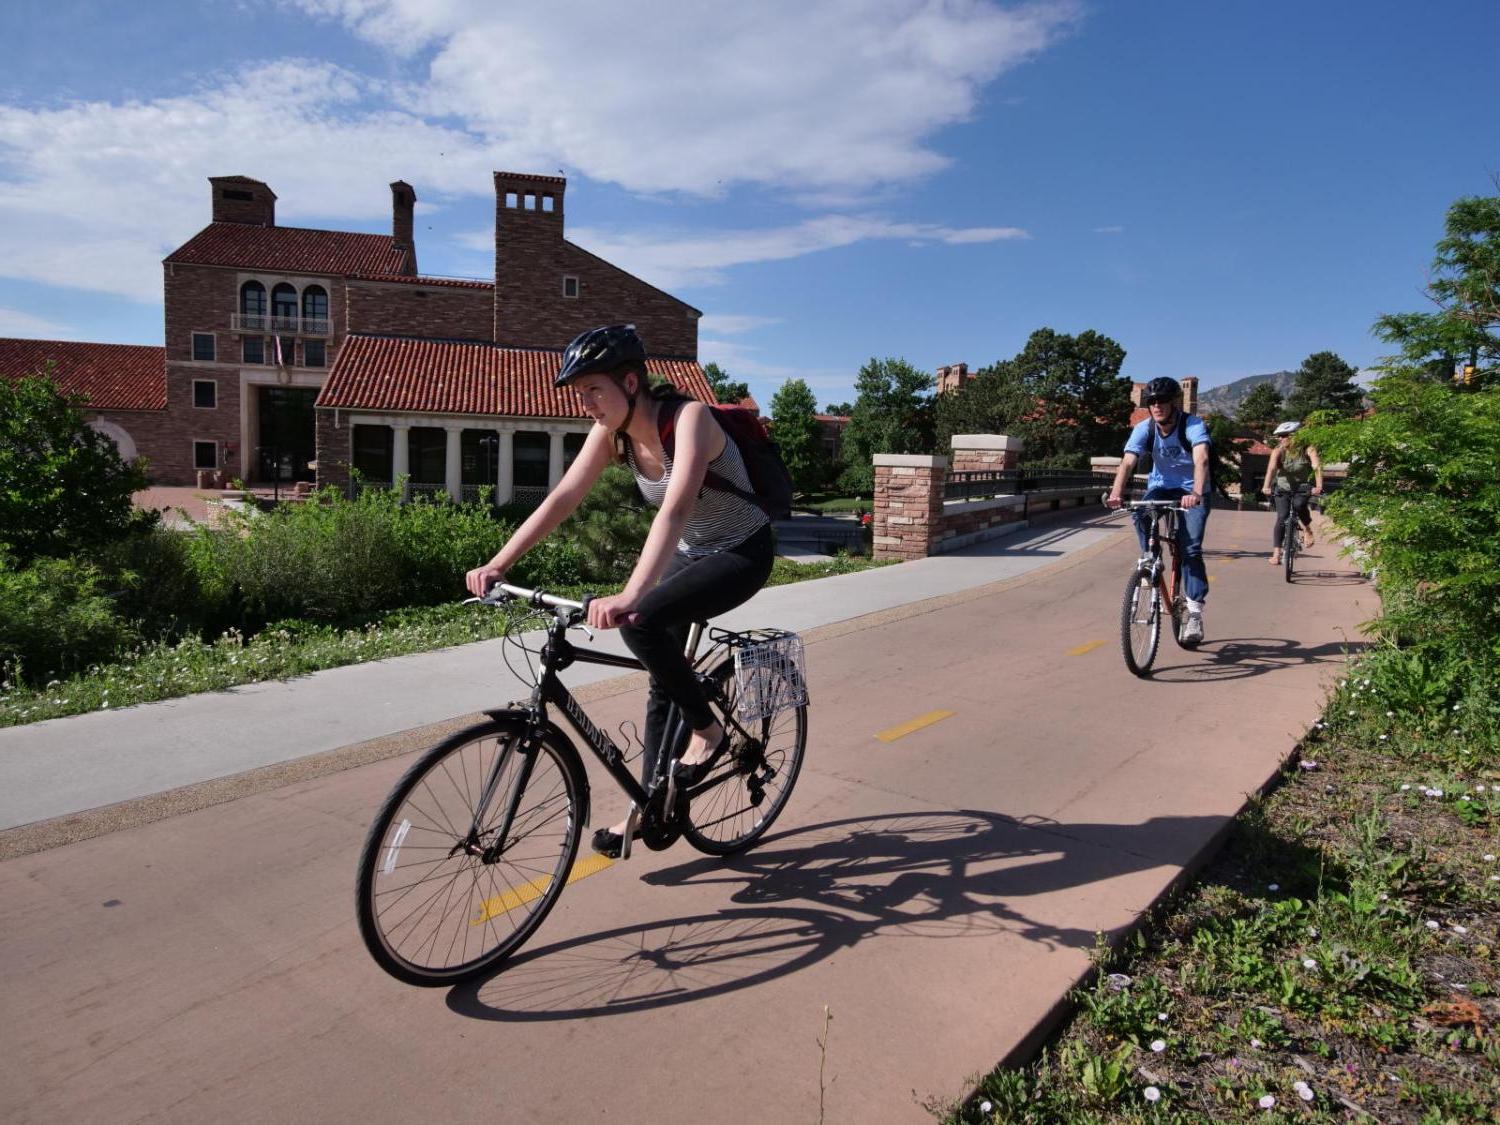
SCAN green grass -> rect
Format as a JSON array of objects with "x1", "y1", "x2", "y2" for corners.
[
  {"x1": 796, "y1": 494, "x2": 870, "y2": 514},
  {"x1": 937, "y1": 658, "x2": 1500, "y2": 1124},
  {"x1": 0, "y1": 555, "x2": 894, "y2": 728}
]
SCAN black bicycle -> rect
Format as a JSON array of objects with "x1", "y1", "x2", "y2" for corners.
[
  {"x1": 1116, "y1": 499, "x2": 1197, "y2": 676},
  {"x1": 355, "y1": 582, "x2": 808, "y2": 986},
  {"x1": 1273, "y1": 485, "x2": 1314, "y2": 583}
]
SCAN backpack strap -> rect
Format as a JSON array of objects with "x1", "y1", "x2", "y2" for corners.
[{"x1": 655, "y1": 398, "x2": 763, "y2": 507}]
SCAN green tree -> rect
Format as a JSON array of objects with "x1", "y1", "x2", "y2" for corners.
[
  {"x1": 1374, "y1": 191, "x2": 1500, "y2": 387},
  {"x1": 933, "y1": 328, "x2": 1133, "y2": 466},
  {"x1": 0, "y1": 366, "x2": 151, "y2": 563},
  {"x1": 839, "y1": 357, "x2": 934, "y2": 492},
  {"x1": 768, "y1": 377, "x2": 826, "y2": 493},
  {"x1": 702, "y1": 361, "x2": 751, "y2": 405},
  {"x1": 1235, "y1": 382, "x2": 1285, "y2": 435},
  {"x1": 1285, "y1": 351, "x2": 1364, "y2": 419},
  {"x1": 822, "y1": 401, "x2": 853, "y2": 416}
]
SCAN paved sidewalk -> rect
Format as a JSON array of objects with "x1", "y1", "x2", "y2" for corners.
[{"x1": 0, "y1": 514, "x2": 1118, "y2": 831}]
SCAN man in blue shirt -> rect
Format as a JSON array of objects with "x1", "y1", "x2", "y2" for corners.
[{"x1": 1105, "y1": 376, "x2": 1212, "y2": 645}]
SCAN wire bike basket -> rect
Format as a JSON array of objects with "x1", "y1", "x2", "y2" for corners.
[{"x1": 729, "y1": 629, "x2": 809, "y2": 724}]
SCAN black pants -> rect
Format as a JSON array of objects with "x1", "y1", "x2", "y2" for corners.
[
  {"x1": 1272, "y1": 490, "x2": 1312, "y2": 549},
  {"x1": 619, "y1": 524, "x2": 775, "y2": 786}
]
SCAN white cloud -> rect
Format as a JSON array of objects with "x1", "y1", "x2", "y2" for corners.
[
  {"x1": 1093, "y1": 225, "x2": 1124, "y2": 234},
  {"x1": 291, "y1": 0, "x2": 1082, "y2": 194},
  {"x1": 0, "y1": 307, "x2": 74, "y2": 338},
  {"x1": 698, "y1": 314, "x2": 781, "y2": 335},
  {"x1": 572, "y1": 215, "x2": 1028, "y2": 289}
]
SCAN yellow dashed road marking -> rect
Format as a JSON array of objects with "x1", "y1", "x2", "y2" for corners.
[
  {"x1": 1067, "y1": 639, "x2": 1107, "y2": 656},
  {"x1": 470, "y1": 852, "x2": 614, "y2": 925},
  {"x1": 876, "y1": 710, "x2": 955, "y2": 743}
]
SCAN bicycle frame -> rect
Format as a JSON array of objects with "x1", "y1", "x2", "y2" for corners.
[
  {"x1": 469, "y1": 585, "x2": 752, "y2": 861},
  {"x1": 1131, "y1": 502, "x2": 1184, "y2": 605}
]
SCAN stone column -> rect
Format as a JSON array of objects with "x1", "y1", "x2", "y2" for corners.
[
  {"x1": 443, "y1": 424, "x2": 463, "y2": 502},
  {"x1": 872, "y1": 453, "x2": 948, "y2": 561},
  {"x1": 949, "y1": 434, "x2": 1022, "y2": 474},
  {"x1": 390, "y1": 422, "x2": 410, "y2": 501},
  {"x1": 547, "y1": 428, "x2": 566, "y2": 490},
  {"x1": 496, "y1": 428, "x2": 514, "y2": 504}
]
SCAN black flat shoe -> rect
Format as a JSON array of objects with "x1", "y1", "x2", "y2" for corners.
[
  {"x1": 591, "y1": 805, "x2": 641, "y2": 859},
  {"x1": 672, "y1": 733, "x2": 731, "y2": 789}
]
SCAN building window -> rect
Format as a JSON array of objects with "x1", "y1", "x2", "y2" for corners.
[
  {"x1": 505, "y1": 191, "x2": 518, "y2": 208},
  {"x1": 302, "y1": 285, "x2": 328, "y2": 321},
  {"x1": 240, "y1": 281, "x2": 267, "y2": 316},
  {"x1": 563, "y1": 276, "x2": 579, "y2": 298},
  {"x1": 192, "y1": 332, "x2": 216, "y2": 361},
  {"x1": 243, "y1": 336, "x2": 265, "y2": 364},
  {"x1": 193, "y1": 380, "x2": 217, "y2": 409},
  {"x1": 271, "y1": 283, "x2": 297, "y2": 321},
  {"x1": 304, "y1": 339, "x2": 326, "y2": 368},
  {"x1": 541, "y1": 194, "x2": 555, "y2": 213},
  {"x1": 562, "y1": 431, "x2": 586, "y2": 470},
  {"x1": 193, "y1": 441, "x2": 218, "y2": 470},
  {"x1": 523, "y1": 193, "x2": 537, "y2": 211},
  {"x1": 222, "y1": 188, "x2": 253, "y2": 202},
  {"x1": 277, "y1": 336, "x2": 297, "y2": 367}
]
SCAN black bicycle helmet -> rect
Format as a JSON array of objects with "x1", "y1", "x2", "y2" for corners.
[
  {"x1": 1144, "y1": 376, "x2": 1181, "y2": 404},
  {"x1": 555, "y1": 324, "x2": 646, "y2": 387}
]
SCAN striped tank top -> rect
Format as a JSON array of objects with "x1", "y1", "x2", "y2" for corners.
[{"x1": 626, "y1": 425, "x2": 770, "y2": 558}]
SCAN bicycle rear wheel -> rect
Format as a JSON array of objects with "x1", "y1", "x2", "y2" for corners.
[
  {"x1": 1283, "y1": 516, "x2": 1297, "y2": 583},
  {"x1": 1121, "y1": 569, "x2": 1160, "y2": 677},
  {"x1": 683, "y1": 658, "x2": 807, "y2": 856},
  {"x1": 355, "y1": 718, "x2": 586, "y2": 986}
]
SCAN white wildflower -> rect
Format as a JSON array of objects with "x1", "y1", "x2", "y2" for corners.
[
  {"x1": 1144, "y1": 1087, "x2": 1161, "y2": 1103},
  {"x1": 1302, "y1": 958, "x2": 1318, "y2": 969},
  {"x1": 1268, "y1": 883, "x2": 1280, "y2": 892},
  {"x1": 1425, "y1": 920, "x2": 1440, "y2": 930},
  {"x1": 1259, "y1": 1095, "x2": 1276, "y2": 1109},
  {"x1": 1150, "y1": 1039, "x2": 1166, "y2": 1053}
]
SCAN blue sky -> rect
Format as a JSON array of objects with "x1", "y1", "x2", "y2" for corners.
[{"x1": 2, "y1": 0, "x2": 1495, "y2": 409}]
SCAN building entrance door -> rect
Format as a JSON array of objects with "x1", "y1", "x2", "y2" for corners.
[{"x1": 256, "y1": 387, "x2": 318, "y2": 483}]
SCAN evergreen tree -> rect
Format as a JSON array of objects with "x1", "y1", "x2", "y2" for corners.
[
  {"x1": 839, "y1": 357, "x2": 934, "y2": 492},
  {"x1": 1235, "y1": 382, "x2": 1285, "y2": 435},
  {"x1": 1285, "y1": 351, "x2": 1364, "y2": 419},
  {"x1": 768, "y1": 377, "x2": 826, "y2": 493},
  {"x1": 702, "y1": 362, "x2": 751, "y2": 405},
  {"x1": 822, "y1": 401, "x2": 853, "y2": 416}
]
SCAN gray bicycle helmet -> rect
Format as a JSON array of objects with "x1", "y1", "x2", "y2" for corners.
[
  {"x1": 1144, "y1": 376, "x2": 1181, "y2": 404},
  {"x1": 555, "y1": 324, "x2": 646, "y2": 387},
  {"x1": 1273, "y1": 420, "x2": 1302, "y2": 437}
]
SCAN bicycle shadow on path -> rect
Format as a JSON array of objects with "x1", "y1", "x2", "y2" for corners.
[
  {"x1": 446, "y1": 808, "x2": 1224, "y2": 1023},
  {"x1": 1147, "y1": 636, "x2": 1367, "y2": 685}
]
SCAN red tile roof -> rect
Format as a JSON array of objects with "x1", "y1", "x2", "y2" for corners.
[
  {"x1": 166, "y1": 222, "x2": 414, "y2": 276},
  {"x1": 317, "y1": 335, "x2": 714, "y2": 417},
  {"x1": 0, "y1": 338, "x2": 165, "y2": 410},
  {"x1": 351, "y1": 273, "x2": 494, "y2": 290}
]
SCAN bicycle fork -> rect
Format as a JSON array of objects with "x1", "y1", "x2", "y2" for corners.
[{"x1": 461, "y1": 727, "x2": 544, "y2": 864}]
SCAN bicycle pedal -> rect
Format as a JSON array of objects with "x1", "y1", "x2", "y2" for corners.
[{"x1": 619, "y1": 803, "x2": 640, "y2": 861}]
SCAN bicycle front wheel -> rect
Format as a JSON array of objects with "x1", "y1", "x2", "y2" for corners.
[
  {"x1": 355, "y1": 718, "x2": 586, "y2": 986},
  {"x1": 1283, "y1": 520, "x2": 1296, "y2": 583},
  {"x1": 683, "y1": 658, "x2": 807, "y2": 856},
  {"x1": 1121, "y1": 570, "x2": 1160, "y2": 677}
]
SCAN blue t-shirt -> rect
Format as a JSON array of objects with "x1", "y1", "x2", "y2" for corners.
[{"x1": 1125, "y1": 413, "x2": 1211, "y2": 493}]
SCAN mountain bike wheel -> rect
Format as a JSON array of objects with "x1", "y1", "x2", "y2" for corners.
[
  {"x1": 683, "y1": 658, "x2": 807, "y2": 856},
  {"x1": 1120, "y1": 570, "x2": 1160, "y2": 677},
  {"x1": 356, "y1": 718, "x2": 587, "y2": 986},
  {"x1": 1283, "y1": 519, "x2": 1297, "y2": 583}
]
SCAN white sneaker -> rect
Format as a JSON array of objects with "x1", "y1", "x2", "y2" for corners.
[{"x1": 1181, "y1": 611, "x2": 1204, "y2": 645}]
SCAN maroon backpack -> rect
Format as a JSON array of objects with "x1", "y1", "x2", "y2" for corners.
[{"x1": 655, "y1": 398, "x2": 794, "y2": 520}]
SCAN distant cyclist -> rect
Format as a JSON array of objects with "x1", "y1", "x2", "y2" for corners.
[
  {"x1": 1105, "y1": 376, "x2": 1213, "y2": 644},
  {"x1": 1261, "y1": 420, "x2": 1324, "y2": 565},
  {"x1": 465, "y1": 325, "x2": 773, "y2": 858}
]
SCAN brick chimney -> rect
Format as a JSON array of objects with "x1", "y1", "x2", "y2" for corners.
[
  {"x1": 493, "y1": 170, "x2": 568, "y2": 346},
  {"x1": 1182, "y1": 376, "x2": 1199, "y2": 415},
  {"x1": 209, "y1": 176, "x2": 275, "y2": 225},
  {"x1": 390, "y1": 181, "x2": 418, "y2": 274},
  {"x1": 1130, "y1": 382, "x2": 1145, "y2": 407}
]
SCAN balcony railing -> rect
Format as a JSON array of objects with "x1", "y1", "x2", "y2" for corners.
[{"x1": 230, "y1": 313, "x2": 331, "y2": 336}]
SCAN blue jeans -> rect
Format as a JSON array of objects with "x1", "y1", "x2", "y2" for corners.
[{"x1": 1133, "y1": 488, "x2": 1211, "y2": 604}]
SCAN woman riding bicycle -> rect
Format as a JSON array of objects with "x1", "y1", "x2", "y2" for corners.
[
  {"x1": 1260, "y1": 420, "x2": 1324, "y2": 565},
  {"x1": 464, "y1": 324, "x2": 773, "y2": 859}
]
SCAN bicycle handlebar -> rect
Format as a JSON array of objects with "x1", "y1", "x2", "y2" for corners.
[{"x1": 470, "y1": 582, "x2": 588, "y2": 619}]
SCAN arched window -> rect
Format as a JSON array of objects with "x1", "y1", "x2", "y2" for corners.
[
  {"x1": 240, "y1": 281, "x2": 267, "y2": 316},
  {"x1": 271, "y1": 283, "x2": 298, "y2": 321},
  {"x1": 302, "y1": 285, "x2": 328, "y2": 321}
]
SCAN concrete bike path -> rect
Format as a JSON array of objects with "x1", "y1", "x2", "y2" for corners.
[
  {"x1": 0, "y1": 515, "x2": 1119, "y2": 833},
  {"x1": 0, "y1": 510, "x2": 1371, "y2": 1124}
]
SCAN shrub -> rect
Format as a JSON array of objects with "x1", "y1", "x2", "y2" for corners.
[
  {"x1": 556, "y1": 463, "x2": 653, "y2": 583},
  {"x1": 0, "y1": 553, "x2": 133, "y2": 685},
  {"x1": 99, "y1": 526, "x2": 227, "y2": 640}
]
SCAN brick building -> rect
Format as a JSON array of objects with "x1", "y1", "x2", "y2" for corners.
[{"x1": 1, "y1": 170, "x2": 707, "y2": 497}]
